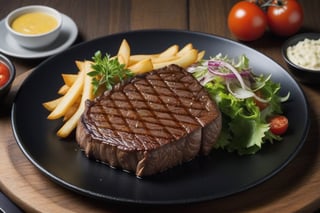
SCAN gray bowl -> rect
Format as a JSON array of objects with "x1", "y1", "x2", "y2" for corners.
[{"x1": 282, "y1": 32, "x2": 320, "y2": 84}]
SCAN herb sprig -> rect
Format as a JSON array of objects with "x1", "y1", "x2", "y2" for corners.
[{"x1": 88, "y1": 51, "x2": 133, "y2": 95}]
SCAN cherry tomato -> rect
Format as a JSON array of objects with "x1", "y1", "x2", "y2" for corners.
[
  {"x1": 228, "y1": 1, "x2": 267, "y2": 41},
  {"x1": 269, "y1": 115, "x2": 289, "y2": 135},
  {"x1": 267, "y1": 0, "x2": 304, "y2": 36},
  {"x1": 0, "y1": 62, "x2": 10, "y2": 87}
]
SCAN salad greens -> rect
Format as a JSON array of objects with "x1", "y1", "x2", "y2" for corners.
[{"x1": 187, "y1": 54, "x2": 289, "y2": 155}]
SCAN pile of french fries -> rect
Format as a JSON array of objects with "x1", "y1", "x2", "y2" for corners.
[{"x1": 43, "y1": 39, "x2": 205, "y2": 138}]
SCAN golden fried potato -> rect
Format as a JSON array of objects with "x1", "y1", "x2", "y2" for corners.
[
  {"x1": 47, "y1": 69, "x2": 85, "y2": 120},
  {"x1": 177, "y1": 43, "x2": 193, "y2": 56},
  {"x1": 63, "y1": 99, "x2": 80, "y2": 121},
  {"x1": 197, "y1": 50, "x2": 206, "y2": 62},
  {"x1": 153, "y1": 49, "x2": 198, "y2": 69},
  {"x1": 128, "y1": 58, "x2": 153, "y2": 75},
  {"x1": 118, "y1": 39, "x2": 130, "y2": 67},
  {"x1": 62, "y1": 74, "x2": 78, "y2": 86},
  {"x1": 158, "y1": 44, "x2": 179, "y2": 58},
  {"x1": 57, "y1": 61, "x2": 94, "y2": 138},
  {"x1": 42, "y1": 97, "x2": 62, "y2": 112},
  {"x1": 57, "y1": 84, "x2": 70, "y2": 95}
]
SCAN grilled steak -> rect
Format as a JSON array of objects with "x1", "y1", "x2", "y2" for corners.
[{"x1": 76, "y1": 64, "x2": 222, "y2": 177}]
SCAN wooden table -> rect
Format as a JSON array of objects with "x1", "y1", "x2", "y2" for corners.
[{"x1": 1, "y1": 0, "x2": 320, "y2": 212}]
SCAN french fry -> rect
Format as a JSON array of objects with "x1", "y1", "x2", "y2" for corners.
[
  {"x1": 130, "y1": 53, "x2": 178, "y2": 65},
  {"x1": 47, "y1": 69, "x2": 85, "y2": 120},
  {"x1": 58, "y1": 84, "x2": 70, "y2": 95},
  {"x1": 128, "y1": 45, "x2": 178, "y2": 66},
  {"x1": 158, "y1": 44, "x2": 179, "y2": 58},
  {"x1": 75, "y1": 60, "x2": 84, "y2": 70},
  {"x1": 62, "y1": 74, "x2": 78, "y2": 86},
  {"x1": 117, "y1": 55, "x2": 125, "y2": 66},
  {"x1": 58, "y1": 73, "x2": 80, "y2": 95},
  {"x1": 63, "y1": 99, "x2": 80, "y2": 121},
  {"x1": 197, "y1": 50, "x2": 206, "y2": 62},
  {"x1": 118, "y1": 39, "x2": 130, "y2": 67},
  {"x1": 42, "y1": 97, "x2": 62, "y2": 111},
  {"x1": 129, "y1": 54, "x2": 154, "y2": 66},
  {"x1": 57, "y1": 61, "x2": 94, "y2": 138},
  {"x1": 153, "y1": 49, "x2": 198, "y2": 69},
  {"x1": 128, "y1": 58, "x2": 153, "y2": 75},
  {"x1": 177, "y1": 43, "x2": 193, "y2": 57},
  {"x1": 129, "y1": 43, "x2": 199, "y2": 67},
  {"x1": 151, "y1": 55, "x2": 180, "y2": 64}
]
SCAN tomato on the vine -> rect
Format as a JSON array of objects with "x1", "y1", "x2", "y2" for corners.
[
  {"x1": 228, "y1": 1, "x2": 267, "y2": 41},
  {"x1": 0, "y1": 62, "x2": 10, "y2": 87},
  {"x1": 269, "y1": 115, "x2": 289, "y2": 135},
  {"x1": 267, "y1": 0, "x2": 304, "y2": 36}
]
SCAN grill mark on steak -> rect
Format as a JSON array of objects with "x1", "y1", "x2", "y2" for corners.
[
  {"x1": 77, "y1": 64, "x2": 222, "y2": 176},
  {"x1": 133, "y1": 74, "x2": 199, "y2": 139},
  {"x1": 131, "y1": 80, "x2": 175, "y2": 141},
  {"x1": 95, "y1": 70, "x2": 204, "y2": 144}
]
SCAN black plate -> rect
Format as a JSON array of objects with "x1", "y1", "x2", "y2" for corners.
[{"x1": 11, "y1": 30, "x2": 310, "y2": 205}]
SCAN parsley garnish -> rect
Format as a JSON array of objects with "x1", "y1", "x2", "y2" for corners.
[{"x1": 88, "y1": 51, "x2": 133, "y2": 94}]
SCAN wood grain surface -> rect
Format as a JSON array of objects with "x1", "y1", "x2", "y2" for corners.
[{"x1": 1, "y1": 0, "x2": 320, "y2": 212}]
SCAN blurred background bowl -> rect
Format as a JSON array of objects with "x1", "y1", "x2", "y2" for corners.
[
  {"x1": 5, "y1": 5, "x2": 62, "y2": 49},
  {"x1": 282, "y1": 32, "x2": 320, "y2": 84},
  {"x1": 0, "y1": 54, "x2": 16, "y2": 100}
]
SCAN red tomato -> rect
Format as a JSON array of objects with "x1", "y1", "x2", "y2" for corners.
[
  {"x1": 269, "y1": 115, "x2": 289, "y2": 135},
  {"x1": 267, "y1": 0, "x2": 304, "y2": 36},
  {"x1": 0, "y1": 62, "x2": 10, "y2": 87},
  {"x1": 228, "y1": 1, "x2": 267, "y2": 41}
]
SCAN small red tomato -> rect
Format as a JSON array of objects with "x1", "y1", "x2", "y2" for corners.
[
  {"x1": 267, "y1": 0, "x2": 304, "y2": 36},
  {"x1": 269, "y1": 115, "x2": 289, "y2": 135},
  {"x1": 0, "y1": 62, "x2": 10, "y2": 87},
  {"x1": 228, "y1": 1, "x2": 268, "y2": 41}
]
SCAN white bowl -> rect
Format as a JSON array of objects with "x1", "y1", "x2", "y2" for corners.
[{"x1": 5, "y1": 5, "x2": 62, "y2": 49}]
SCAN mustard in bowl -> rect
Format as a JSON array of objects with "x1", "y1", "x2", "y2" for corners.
[{"x1": 5, "y1": 5, "x2": 62, "y2": 49}]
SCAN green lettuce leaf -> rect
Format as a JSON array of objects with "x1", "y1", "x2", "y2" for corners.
[{"x1": 199, "y1": 55, "x2": 287, "y2": 155}]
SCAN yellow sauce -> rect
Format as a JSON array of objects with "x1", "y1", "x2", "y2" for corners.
[{"x1": 11, "y1": 12, "x2": 58, "y2": 35}]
